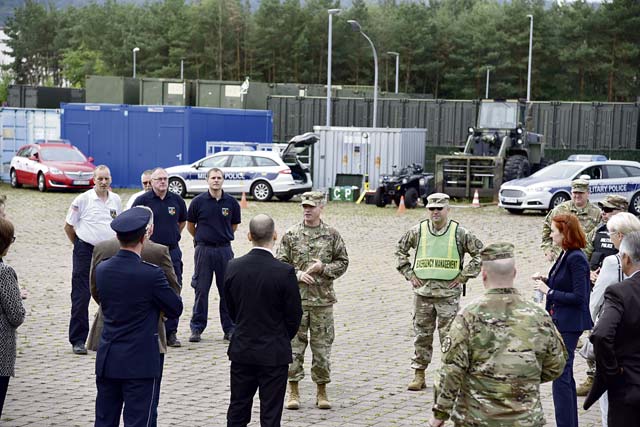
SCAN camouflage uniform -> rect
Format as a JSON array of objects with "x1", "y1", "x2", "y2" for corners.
[
  {"x1": 396, "y1": 218, "x2": 483, "y2": 370},
  {"x1": 277, "y1": 219, "x2": 349, "y2": 384},
  {"x1": 432, "y1": 243, "x2": 567, "y2": 426}
]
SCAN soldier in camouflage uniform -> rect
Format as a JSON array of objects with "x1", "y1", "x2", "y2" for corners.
[
  {"x1": 395, "y1": 193, "x2": 483, "y2": 391},
  {"x1": 541, "y1": 178, "x2": 602, "y2": 262},
  {"x1": 428, "y1": 243, "x2": 567, "y2": 427},
  {"x1": 277, "y1": 191, "x2": 349, "y2": 410}
]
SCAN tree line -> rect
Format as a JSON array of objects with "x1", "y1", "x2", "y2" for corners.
[{"x1": 2, "y1": 0, "x2": 639, "y2": 102}]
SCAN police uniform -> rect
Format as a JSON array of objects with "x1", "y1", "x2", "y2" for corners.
[
  {"x1": 187, "y1": 190, "x2": 241, "y2": 339},
  {"x1": 584, "y1": 195, "x2": 628, "y2": 268},
  {"x1": 541, "y1": 179, "x2": 602, "y2": 259},
  {"x1": 133, "y1": 190, "x2": 187, "y2": 340},
  {"x1": 431, "y1": 243, "x2": 567, "y2": 427},
  {"x1": 276, "y1": 192, "x2": 349, "y2": 406},
  {"x1": 395, "y1": 193, "x2": 483, "y2": 383},
  {"x1": 65, "y1": 188, "x2": 122, "y2": 351},
  {"x1": 94, "y1": 208, "x2": 183, "y2": 427}
]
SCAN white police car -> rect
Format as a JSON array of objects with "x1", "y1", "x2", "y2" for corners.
[
  {"x1": 165, "y1": 133, "x2": 317, "y2": 201},
  {"x1": 499, "y1": 155, "x2": 640, "y2": 215}
]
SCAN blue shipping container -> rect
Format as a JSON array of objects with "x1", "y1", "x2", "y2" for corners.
[
  {"x1": 0, "y1": 107, "x2": 61, "y2": 181},
  {"x1": 61, "y1": 104, "x2": 272, "y2": 188}
]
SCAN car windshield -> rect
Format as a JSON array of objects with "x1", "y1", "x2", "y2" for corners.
[
  {"x1": 40, "y1": 147, "x2": 87, "y2": 162},
  {"x1": 478, "y1": 102, "x2": 518, "y2": 128},
  {"x1": 531, "y1": 162, "x2": 583, "y2": 179}
]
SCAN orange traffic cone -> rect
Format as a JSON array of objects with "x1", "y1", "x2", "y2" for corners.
[
  {"x1": 397, "y1": 196, "x2": 407, "y2": 215},
  {"x1": 472, "y1": 190, "x2": 480, "y2": 208},
  {"x1": 240, "y1": 192, "x2": 249, "y2": 208}
]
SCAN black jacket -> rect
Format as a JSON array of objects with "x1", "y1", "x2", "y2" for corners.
[
  {"x1": 585, "y1": 272, "x2": 640, "y2": 410},
  {"x1": 224, "y1": 248, "x2": 302, "y2": 366}
]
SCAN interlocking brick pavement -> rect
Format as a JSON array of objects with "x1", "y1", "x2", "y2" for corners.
[{"x1": 0, "y1": 184, "x2": 602, "y2": 426}]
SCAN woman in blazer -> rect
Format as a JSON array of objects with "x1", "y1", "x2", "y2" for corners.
[
  {"x1": 534, "y1": 213, "x2": 592, "y2": 427},
  {"x1": 0, "y1": 218, "x2": 25, "y2": 417}
]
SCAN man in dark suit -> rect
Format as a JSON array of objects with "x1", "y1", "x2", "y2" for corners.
[
  {"x1": 224, "y1": 214, "x2": 302, "y2": 427},
  {"x1": 94, "y1": 207, "x2": 183, "y2": 427},
  {"x1": 88, "y1": 209, "x2": 180, "y2": 426},
  {"x1": 585, "y1": 230, "x2": 640, "y2": 426}
]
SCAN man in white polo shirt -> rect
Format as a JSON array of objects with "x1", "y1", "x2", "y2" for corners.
[{"x1": 64, "y1": 165, "x2": 122, "y2": 355}]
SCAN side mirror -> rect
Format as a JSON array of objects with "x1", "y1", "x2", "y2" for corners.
[
  {"x1": 31, "y1": 152, "x2": 40, "y2": 161},
  {"x1": 88, "y1": 156, "x2": 94, "y2": 163}
]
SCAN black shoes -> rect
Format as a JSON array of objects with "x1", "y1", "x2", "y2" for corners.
[
  {"x1": 223, "y1": 331, "x2": 234, "y2": 342},
  {"x1": 189, "y1": 330, "x2": 202, "y2": 342},
  {"x1": 167, "y1": 332, "x2": 181, "y2": 347},
  {"x1": 72, "y1": 342, "x2": 88, "y2": 355}
]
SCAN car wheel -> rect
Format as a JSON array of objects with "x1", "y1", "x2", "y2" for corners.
[
  {"x1": 373, "y1": 187, "x2": 387, "y2": 207},
  {"x1": 168, "y1": 178, "x2": 186, "y2": 198},
  {"x1": 37, "y1": 173, "x2": 47, "y2": 192},
  {"x1": 251, "y1": 181, "x2": 273, "y2": 202},
  {"x1": 504, "y1": 155, "x2": 531, "y2": 182},
  {"x1": 506, "y1": 208, "x2": 524, "y2": 215},
  {"x1": 549, "y1": 192, "x2": 570, "y2": 210},
  {"x1": 630, "y1": 193, "x2": 640, "y2": 216},
  {"x1": 10, "y1": 169, "x2": 21, "y2": 188},
  {"x1": 404, "y1": 187, "x2": 419, "y2": 209},
  {"x1": 276, "y1": 194, "x2": 293, "y2": 202}
]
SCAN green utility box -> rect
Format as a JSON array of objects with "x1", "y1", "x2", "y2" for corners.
[
  {"x1": 329, "y1": 186, "x2": 360, "y2": 202},
  {"x1": 140, "y1": 78, "x2": 193, "y2": 106},
  {"x1": 86, "y1": 76, "x2": 140, "y2": 104}
]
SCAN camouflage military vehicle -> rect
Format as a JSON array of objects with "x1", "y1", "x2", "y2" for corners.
[{"x1": 435, "y1": 99, "x2": 546, "y2": 200}]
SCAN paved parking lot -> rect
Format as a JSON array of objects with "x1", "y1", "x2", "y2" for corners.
[{"x1": 1, "y1": 184, "x2": 601, "y2": 426}]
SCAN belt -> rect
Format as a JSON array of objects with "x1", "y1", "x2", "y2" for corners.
[
  {"x1": 198, "y1": 242, "x2": 230, "y2": 248},
  {"x1": 76, "y1": 237, "x2": 94, "y2": 248}
]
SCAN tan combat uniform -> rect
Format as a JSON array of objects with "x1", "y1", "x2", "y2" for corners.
[{"x1": 541, "y1": 200, "x2": 601, "y2": 259}]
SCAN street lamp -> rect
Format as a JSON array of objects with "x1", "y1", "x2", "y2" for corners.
[
  {"x1": 485, "y1": 66, "x2": 491, "y2": 99},
  {"x1": 326, "y1": 8, "x2": 341, "y2": 127},
  {"x1": 387, "y1": 52, "x2": 399, "y2": 94},
  {"x1": 132, "y1": 47, "x2": 140, "y2": 79},
  {"x1": 180, "y1": 57, "x2": 185, "y2": 80},
  {"x1": 348, "y1": 20, "x2": 378, "y2": 128},
  {"x1": 526, "y1": 14, "x2": 533, "y2": 102}
]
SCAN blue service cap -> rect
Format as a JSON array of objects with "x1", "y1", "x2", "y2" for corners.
[{"x1": 111, "y1": 207, "x2": 151, "y2": 240}]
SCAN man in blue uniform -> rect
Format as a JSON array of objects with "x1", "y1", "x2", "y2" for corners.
[
  {"x1": 94, "y1": 207, "x2": 183, "y2": 427},
  {"x1": 187, "y1": 167, "x2": 241, "y2": 343},
  {"x1": 133, "y1": 167, "x2": 187, "y2": 347}
]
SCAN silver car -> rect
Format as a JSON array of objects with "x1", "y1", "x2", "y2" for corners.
[{"x1": 498, "y1": 155, "x2": 640, "y2": 214}]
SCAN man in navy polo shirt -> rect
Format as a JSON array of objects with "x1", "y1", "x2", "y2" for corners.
[
  {"x1": 133, "y1": 167, "x2": 187, "y2": 347},
  {"x1": 187, "y1": 167, "x2": 241, "y2": 343}
]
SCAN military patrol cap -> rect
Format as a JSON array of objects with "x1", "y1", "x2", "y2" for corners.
[
  {"x1": 571, "y1": 178, "x2": 590, "y2": 193},
  {"x1": 426, "y1": 193, "x2": 450, "y2": 208},
  {"x1": 111, "y1": 207, "x2": 151, "y2": 240},
  {"x1": 300, "y1": 191, "x2": 325, "y2": 207},
  {"x1": 480, "y1": 242, "x2": 515, "y2": 262},
  {"x1": 598, "y1": 194, "x2": 628, "y2": 211}
]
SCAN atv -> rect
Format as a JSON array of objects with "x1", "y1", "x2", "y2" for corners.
[{"x1": 373, "y1": 163, "x2": 434, "y2": 209}]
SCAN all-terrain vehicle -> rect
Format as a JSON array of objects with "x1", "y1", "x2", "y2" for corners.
[
  {"x1": 373, "y1": 163, "x2": 434, "y2": 209},
  {"x1": 435, "y1": 99, "x2": 545, "y2": 200}
]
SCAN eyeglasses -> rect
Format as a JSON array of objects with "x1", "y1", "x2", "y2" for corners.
[
  {"x1": 142, "y1": 181, "x2": 151, "y2": 185},
  {"x1": 428, "y1": 207, "x2": 444, "y2": 211},
  {"x1": 602, "y1": 207, "x2": 618, "y2": 213}
]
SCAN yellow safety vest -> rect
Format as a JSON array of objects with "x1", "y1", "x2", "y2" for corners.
[{"x1": 413, "y1": 220, "x2": 461, "y2": 280}]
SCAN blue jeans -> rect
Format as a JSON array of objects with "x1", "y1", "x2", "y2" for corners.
[
  {"x1": 70, "y1": 238, "x2": 93, "y2": 345},
  {"x1": 190, "y1": 245, "x2": 234, "y2": 334},
  {"x1": 553, "y1": 331, "x2": 581, "y2": 427}
]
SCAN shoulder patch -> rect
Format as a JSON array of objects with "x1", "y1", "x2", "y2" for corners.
[{"x1": 441, "y1": 336, "x2": 452, "y2": 353}]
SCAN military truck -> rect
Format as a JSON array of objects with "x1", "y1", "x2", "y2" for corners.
[{"x1": 435, "y1": 99, "x2": 545, "y2": 200}]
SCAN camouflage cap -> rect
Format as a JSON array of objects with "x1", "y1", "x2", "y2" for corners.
[
  {"x1": 598, "y1": 194, "x2": 629, "y2": 211},
  {"x1": 480, "y1": 242, "x2": 515, "y2": 262},
  {"x1": 300, "y1": 191, "x2": 325, "y2": 207},
  {"x1": 426, "y1": 193, "x2": 450, "y2": 208},
  {"x1": 571, "y1": 178, "x2": 590, "y2": 193}
]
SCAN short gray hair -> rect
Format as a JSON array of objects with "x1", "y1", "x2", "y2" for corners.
[
  {"x1": 482, "y1": 258, "x2": 516, "y2": 277},
  {"x1": 619, "y1": 231, "x2": 640, "y2": 264},
  {"x1": 607, "y1": 212, "x2": 640, "y2": 235}
]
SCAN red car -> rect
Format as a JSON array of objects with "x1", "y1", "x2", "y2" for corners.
[{"x1": 10, "y1": 140, "x2": 96, "y2": 192}]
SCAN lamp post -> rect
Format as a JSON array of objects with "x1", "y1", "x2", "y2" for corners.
[
  {"x1": 132, "y1": 47, "x2": 140, "y2": 78},
  {"x1": 348, "y1": 20, "x2": 378, "y2": 128},
  {"x1": 326, "y1": 8, "x2": 341, "y2": 127},
  {"x1": 180, "y1": 58, "x2": 184, "y2": 80},
  {"x1": 485, "y1": 67, "x2": 490, "y2": 99},
  {"x1": 526, "y1": 14, "x2": 533, "y2": 102},
  {"x1": 387, "y1": 51, "x2": 399, "y2": 94}
]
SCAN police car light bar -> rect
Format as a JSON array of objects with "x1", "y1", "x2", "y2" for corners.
[{"x1": 567, "y1": 154, "x2": 608, "y2": 162}]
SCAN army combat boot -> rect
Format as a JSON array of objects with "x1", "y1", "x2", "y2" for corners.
[
  {"x1": 576, "y1": 376, "x2": 593, "y2": 396},
  {"x1": 407, "y1": 369, "x2": 426, "y2": 391},
  {"x1": 316, "y1": 383, "x2": 331, "y2": 409},
  {"x1": 285, "y1": 382, "x2": 300, "y2": 410}
]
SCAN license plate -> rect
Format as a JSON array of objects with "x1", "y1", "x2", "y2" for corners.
[
  {"x1": 73, "y1": 180, "x2": 90, "y2": 185},
  {"x1": 502, "y1": 197, "x2": 519, "y2": 203}
]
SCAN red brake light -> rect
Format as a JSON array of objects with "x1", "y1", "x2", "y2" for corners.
[{"x1": 279, "y1": 168, "x2": 292, "y2": 174}]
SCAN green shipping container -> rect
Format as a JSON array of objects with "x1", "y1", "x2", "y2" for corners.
[
  {"x1": 194, "y1": 80, "x2": 244, "y2": 109},
  {"x1": 245, "y1": 82, "x2": 275, "y2": 110},
  {"x1": 140, "y1": 78, "x2": 193, "y2": 106},
  {"x1": 86, "y1": 76, "x2": 140, "y2": 104}
]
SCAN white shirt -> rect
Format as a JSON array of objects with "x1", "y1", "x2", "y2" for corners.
[
  {"x1": 65, "y1": 189, "x2": 122, "y2": 246},
  {"x1": 590, "y1": 254, "x2": 626, "y2": 321},
  {"x1": 125, "y1": 190, "x2": 148, "y2": 210}
]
